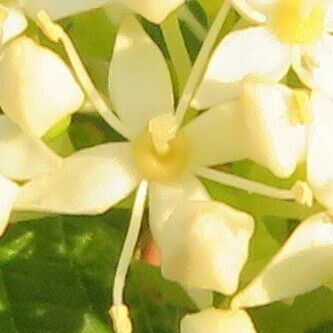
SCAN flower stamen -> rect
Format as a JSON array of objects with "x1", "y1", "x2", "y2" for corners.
[
  {"x1": 134, "y1": 116, "x2": 191, "y2": 182},
  {"x1": 0, "y1": 6, "x2": 8, "y2": 24},
  {"x1": 301, "y1": 54, "x2": 319, "y2": 71},
  {"x1": 197, "y1": 167, "x2": 297, "y2": 201},
  {"x1": 149, "y1": 113, "x2": 178, "y2": 156},
  {"x1": 111, "y1": 181, "x2": 148, "y2": 333},
  {"x1": 291, "y1": 181, "x2": 313, "y2": 207},
  {"x1": 109, "y1": 305, "x2": 132, "y2": 333},
  {"x1": 288, "y1": 90, "x2": 312, "y2": 125},
  {"x1": 36, "y1": 11, "x2": 131, "y2": 139}
]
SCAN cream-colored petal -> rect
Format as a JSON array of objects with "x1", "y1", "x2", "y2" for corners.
[
  {"x1": 109, "y1": 16, "x2": 174, "y2": 139},
  {"x1": 292, "y1": 34, "x2": 333, "y2": 99},
  {"x1": 232, "y1": 212, "x2": 333, "y2": 309},
  {"x1": 307, "y1": 91, "x2": 333, "y2": 212},
  {"x1": 20, "y1": 0, "x2": 112, "y2": 20},
  {"x1": 240, "y1": 79, "x2": 307, "y2": 178},
  {"x1": 325, "y1": 1, "x2": 333, "y2": 32},
  {"x1": 184, "y1": 101, "x2": 248, "y2": 167},
  {"x1": 0, "y1": 116, "x2": 62, "y2": 181},
  {"x1": 160, "y1": 200, "x2": 255, "y2": 295},
  {"x1": 0, "y1": 36, "x2": 84, "y2": 138},
  {"x1": 0, "y1": 175, "x2": 19, "y2": 236},
  {"x1": 149, "y1": 175, "x2": 209, "y2": 246},
  {"x1": 119, "y1": 0, "x2": 185, "y2": 24},
  {"x1": 192, "y1": 27, "x2": 291, "y2": 110},
  {"x1": 231, "y1": 0, "x2": 275, "y2": 23},
  {"x1": 15, "y1": 143, "x2": 141, "y2": 215},
  {"x1": 0, "y1": 5, "x2": 27, "y2": 45},
  {"x1": 181, "y1": 308, "x2": 257, "y2": 333}
]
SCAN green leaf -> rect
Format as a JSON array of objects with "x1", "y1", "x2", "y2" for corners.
[
  {"x1": 0, "y1": 211, "x2": 194, "y2": 332},
  {"x1": 250, "y1": 288, "x2": 333, "y2": 333}
]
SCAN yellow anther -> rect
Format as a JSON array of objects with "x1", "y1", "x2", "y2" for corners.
[
  {"x1": 288, "y1": 90, "x2": 312, "y2": 125},
  {"x1": 301, "y1": 54, "x2": 319, "y2": 71},
  {"x1": 0, "y1": 6, "x2": 8, "y2": 24},
  {"x1": 109, "y1": 304, "x2": 132, "y2": 333},
  {"x1": 292, "y1": 181, "x2": 314, "y2": 207},
  {"x1": 148, "y1": 113, "x2": 178, "y2": 156},
  {"x1": 36, "y1": 11, "x2": 63, "y2": 43},
  {"x1": 271, "y1": 0, "x2": 324, "y2": 44}
]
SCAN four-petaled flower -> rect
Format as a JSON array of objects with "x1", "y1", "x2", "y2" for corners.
[
  {"x1": 176, "y1": 207, "x2": 333, "y2": 333},
  {"x1": 13, "y1": 13, "x2": 308, "y2": 331},
  {"x1": 193, "y1": 0, "x2": 333, "y2": 110},
  {"x1": 1, "y1": 2, "x2": 333, "y2": 333}
]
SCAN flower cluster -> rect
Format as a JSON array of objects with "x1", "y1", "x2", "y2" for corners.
[{"x1": 1, "y1": 1, "x2": 333, "y2": 332}]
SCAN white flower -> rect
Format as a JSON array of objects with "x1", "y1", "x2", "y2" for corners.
[
  {"x1": 192, "y1": 0, "x2": 333, "y2": 109},
  {"x1": 179, "y1": 211, "x2": 333, "y2": 332},
  {"x1": 16, "y1": 13, "x2": 315, "y2": 333},
  {"x1": 13, "y1": 16, "x2": 241, "y2": 235},
  {"x1": 15, "y1": 15, "x2": 299, "y2": 241},
  {"x1": 0, "y1": 36, "x2": 84, "y2": 137},
  {"x1": 237, "y1": 76, "x2": 333, "y2": 211},
  {"x1": 231, "y1": 212, "x2": 333, "y2": 308},
  {"x1": 0, "y1": 115, "x2": 62, "y2": 236},
  {"x1": 19, "y1": 0, "x2": 185, "y2": 24},
  {"x1": 12, "y1": 15, "x2": 307, "y2": 332},
  {"x1": 239, "y1": 77, "x2": 308, "y2": 178}
]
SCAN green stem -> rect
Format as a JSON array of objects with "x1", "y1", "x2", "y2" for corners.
[
  {"x1": 177, "y1": 6, "x2": 207, "y2": 41},
  {"x1": 175, "y1": 0, "x2": 231, "y2": 125},
  {"x1": 161, "y1": 12, "x2": 192, "y2": 94}
]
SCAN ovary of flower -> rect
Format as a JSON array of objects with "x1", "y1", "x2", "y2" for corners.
[
  {"x1": 134, "y1": 117, "x2": 191, "y2": 183},
  {"x1": 148, "y1": 113, "x2": 178, "y2": 155},
  {"x1": 193, "y1": 0, "x2": 333, "y2": 110}
]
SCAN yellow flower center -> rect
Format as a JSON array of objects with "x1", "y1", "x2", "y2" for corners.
[
  {"x1": 288, "y1": 90, "x2": 312, "y2": 125},
  {"x1": 133, "y1": 113, "x2": 191, "y2": 183},
  {"x1": 271, "y1": 0, "x2": 324, "y2": 44}
]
